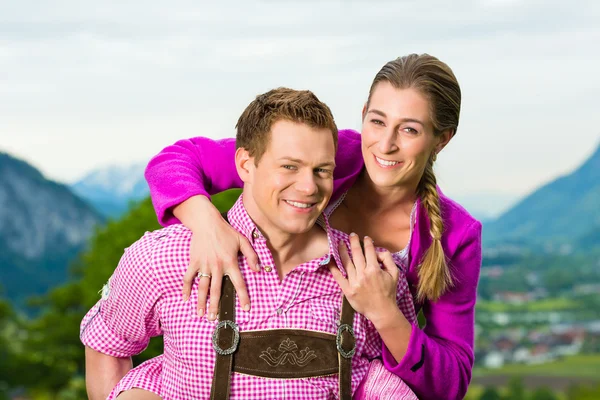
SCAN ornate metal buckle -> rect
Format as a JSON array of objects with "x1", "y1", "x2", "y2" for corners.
[
  {"x1": 336, "y1": 323, "x2": 356, "y2": 359},
  {"x1": 212, "y1": 320, "x2": 240, "y2": 356}
]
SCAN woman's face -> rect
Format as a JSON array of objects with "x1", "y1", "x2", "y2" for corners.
[{"x1": 361, "y1": 82, "x2": 445, "y2": 191}]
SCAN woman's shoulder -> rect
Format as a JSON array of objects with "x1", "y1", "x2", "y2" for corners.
[
  {"x1": 438, "y1": 189, "x2": 480, "y2": 228},
  {"x1": 437, "y1": 189, "x2": 482, "y2": 252}
]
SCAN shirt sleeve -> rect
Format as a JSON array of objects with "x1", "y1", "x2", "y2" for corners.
[
  {"x1": 80, "y1": 232, "x2": 163, "y2": 358},
  {"x1": 381, "y1": 220, "x2": 482, "y2": 400},
  {"x1": 144, "y1": 129, "x2": 364, "y2": 227}
]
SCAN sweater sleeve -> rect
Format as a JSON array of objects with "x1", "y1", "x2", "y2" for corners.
[
  {"x1": 145, "y1": 137, "x2": 242, "y2": 226},
  {"x1": 144, "y1": 129, "x2": 364, "y2": 226},
  {"x1": 381, "y1": 220, "x2": 482, "y2": 400}
]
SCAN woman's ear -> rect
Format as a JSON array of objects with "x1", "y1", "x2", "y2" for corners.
[
  {"x1": 235, "y1": 147, "x2": 253, "y2": 183},
  {"x1": 435, "y1": 129, "x2": 454, "y2": 154},
  {"x1": 361, "y1": 103, "x2": 368, "y2": 120}
]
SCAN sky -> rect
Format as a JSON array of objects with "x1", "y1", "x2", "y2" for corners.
[{"x1": 1, "y1": 0, "x2": 599, "y2": 210}]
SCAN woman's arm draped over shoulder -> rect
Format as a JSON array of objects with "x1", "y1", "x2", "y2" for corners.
[
  {"x1": 144, "y1": 129, "x2": 364, "y2": 227},
  {"x1": 145, "y1": 137, "x2": 242, "y2": 226},
  {"x1": 382, "y1": 220, "x2": 482, "y2": 400}
]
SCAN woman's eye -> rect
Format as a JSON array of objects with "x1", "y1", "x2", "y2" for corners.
[
  {"x1": 371, "y1": 119, "x2": 385, "y2": 126},
  {"x1": 403, "y1": 127, "x2": 418, "y2": 134}
]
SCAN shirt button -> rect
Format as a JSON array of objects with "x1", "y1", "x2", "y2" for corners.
[
  {"x1": 252, "y1": 231, "x2": 259, "y2": 239},
  {"x1": 276, "y1": 308, "x2": 283, "y2": 315},
  {"x1": 264, "y1": 265, "x2": 272, "y2": 272}
]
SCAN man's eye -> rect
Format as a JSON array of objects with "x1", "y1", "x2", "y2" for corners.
[
  {"x1": 371, "y1": 119, "x2": 384, "y2": 126},
  {"x1": 315, "y1": 168, "x2": 332, "y2": 175},
  {"x1": 283, "y1": 165, "x2": 297, "y2": 170}
]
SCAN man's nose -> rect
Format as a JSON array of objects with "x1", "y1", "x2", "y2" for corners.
[{"x1": 295, "y1": 170, "x2": 318, "y2": 195}]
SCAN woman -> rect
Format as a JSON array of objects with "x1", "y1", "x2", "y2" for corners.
[{"x1": 145, "y1": 53, "x2": 482, "y2": 400}]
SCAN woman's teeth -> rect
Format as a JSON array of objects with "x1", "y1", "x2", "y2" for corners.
[{"x1": 375, "y1": 156, "x2": 399, "y2": 167}]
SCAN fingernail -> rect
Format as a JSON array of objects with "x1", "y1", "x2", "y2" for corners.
[
  {"x1": 183, "y1": 294, "x2": 189, "y2": 302},
  {"x1": 243, "y1": 304, "x2": 250, "y2": 312},
  {"x1": 349, "y1": 232, "x2": 357, "y2": 237},
  {"x1": 255, "y1": 263, "x2": 261, "y2": 272},
  {"x1": 209, "y1": 313, "x2": 216, "y2": 320},
  {"x1": 198, "y1": 308, "x2": 204, "y2": 317}
]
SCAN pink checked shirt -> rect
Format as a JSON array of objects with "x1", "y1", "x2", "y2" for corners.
[{"x1": 80, "y1": 197, "x2": 417, "y2": 400}]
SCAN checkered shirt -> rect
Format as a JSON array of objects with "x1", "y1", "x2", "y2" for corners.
[{"x1": 80, "y1": 196, "x2": 417, "y2": 400}]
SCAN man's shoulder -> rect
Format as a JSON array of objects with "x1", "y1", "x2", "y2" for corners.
[{"x1": 125, "y1": 224, "x2": 193, "y2": 271}]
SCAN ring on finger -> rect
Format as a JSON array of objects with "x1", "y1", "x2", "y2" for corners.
[{"x1": 197, "y1": 272, "x2": 212, "y2": 279}]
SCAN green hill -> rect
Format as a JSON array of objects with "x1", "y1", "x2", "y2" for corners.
[{"x1": 484, "y1": 142, "x2": 600, "y2": 248}]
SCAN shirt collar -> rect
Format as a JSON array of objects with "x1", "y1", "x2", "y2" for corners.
[{"x1": 226, "y1": 195, "x2": 343, "y2": 273}]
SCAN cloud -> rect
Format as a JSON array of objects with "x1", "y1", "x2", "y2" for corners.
[{"x1": 0, "y1": 0, "x2": 598, "y2": 198}]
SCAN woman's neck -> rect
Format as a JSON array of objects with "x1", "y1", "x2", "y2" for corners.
[{"x1": 349, "y1": 170, "x2": 418, "y2": 214}]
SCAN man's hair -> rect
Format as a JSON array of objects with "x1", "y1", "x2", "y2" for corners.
[{"x1": 236, "y1": 87, "x2": 338, "y2": 163}]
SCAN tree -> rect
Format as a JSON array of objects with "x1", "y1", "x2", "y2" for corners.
[
  {"x1": 504, "y1": 376, "x2": 526, "y2": 400},
  {"x1": 530, "y1": 387, "x2": 558, "y2": 400},
  {"x1": 19, "y1": 190, "x2": 242, "y2": 396},
  {"x1": 479, "y1": 387, "x2": 502, "y2": 400}
]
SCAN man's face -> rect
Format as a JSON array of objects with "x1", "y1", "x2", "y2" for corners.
[{"x1": 244, "y1": 119, "x2": 336, "y2": 237}]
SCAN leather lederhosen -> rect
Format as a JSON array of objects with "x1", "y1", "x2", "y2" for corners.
[
  {"x1": 210, "y1": 214, "x2": 357, "y2": 399},
  {"x1": 210, "y1": 276, "x2": 356, "y2": 400}
]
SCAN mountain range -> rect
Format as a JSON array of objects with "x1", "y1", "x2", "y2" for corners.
[
  {"x1": 70, "y1": 163, "x2": 149, "y2": 218},
  {"x1": 1, "y1": 140, "x2": 598, "y2": 308},
  {"x1": 0, "y1": 152, "x2": 104, "y2": 308},
  {"x1": 483, "y1": 142, "x2": 600, "y2": 249}
]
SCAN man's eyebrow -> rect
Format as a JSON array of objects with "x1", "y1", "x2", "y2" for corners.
[
  {"x1": 278, "y1": 157, "x2": 335, "y2": 167},
  {"x1": 367, "y1": 109, "x2": 425, "y2": 126}
]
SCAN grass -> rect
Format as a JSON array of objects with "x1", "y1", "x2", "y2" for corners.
[
  {"x1": 474, "y1": 354, "x2": 600, "y2": 378},
  {"x1": 476, "y1": 297, "x2": 580, "y2": 313}
]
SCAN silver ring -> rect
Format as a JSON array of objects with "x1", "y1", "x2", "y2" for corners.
[{"x1": 197, "y1": 272, "x2": 212, "y2": 279}]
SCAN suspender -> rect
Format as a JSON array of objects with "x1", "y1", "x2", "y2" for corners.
[{"x1": 210, "y1": 213, "x2": 356, "y2": 400}]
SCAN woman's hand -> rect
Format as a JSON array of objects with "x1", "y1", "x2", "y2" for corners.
[
  {"x1": 175, "y1": 196, "x2": 260, "y2": 319},
  {"x1": 328, "y1": 233, "x2": 399, "y2": 324}
]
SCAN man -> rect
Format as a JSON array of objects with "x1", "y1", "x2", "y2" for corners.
[{"x1": 81, "y1": 88, "x2": 416, "y2": 400}]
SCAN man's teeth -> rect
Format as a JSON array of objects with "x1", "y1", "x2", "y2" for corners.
[
  {"x1": 375, "y1": 156, "x2": 399, "y2": 166},
  {"x1": 286, "y1": 200, "x2": 313, "y2": 208}
]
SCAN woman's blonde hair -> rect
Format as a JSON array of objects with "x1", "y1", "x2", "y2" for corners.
[{"x1": 367, "y1": 54, "x2": 461, "y2": 302}]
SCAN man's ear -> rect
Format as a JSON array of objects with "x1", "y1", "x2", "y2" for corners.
[
  {"x1": 361, "y1": 103, "x2": 368, "y2": 121},
  {"x1": 235, "y1": 147, "x2": 254, "y2": 183}
]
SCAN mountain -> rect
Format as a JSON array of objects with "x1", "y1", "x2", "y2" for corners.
[
  {"x1": 0, "y1": 152, "x2": 104, "y2": 308},
  {"x1": 70, "y1": 163, "x2": 149, "y2": 218},
  {"x1": 484, "y1": 142, "x2": 600, "y2": 247}
]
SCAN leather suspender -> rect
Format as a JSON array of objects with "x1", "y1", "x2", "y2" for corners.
[
  {"x1": 338, "y1": 295, "x2": 356, "y2": 400},
  {"x1": 210, "y1": 276, "x2": 236, "y2": 400}
]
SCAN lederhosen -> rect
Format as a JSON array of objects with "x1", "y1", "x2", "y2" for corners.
[{"x1": 210, "y1": 214, "x2": 357, "y2": 400}]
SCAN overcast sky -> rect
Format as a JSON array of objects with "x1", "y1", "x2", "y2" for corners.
[{"x1": 1, "y1": 0, "x2": 599, "y2": 203}]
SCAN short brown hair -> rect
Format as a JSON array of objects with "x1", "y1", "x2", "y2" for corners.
[{"x1": 236, "y1": 87, "x2": 338, "y2": 163}]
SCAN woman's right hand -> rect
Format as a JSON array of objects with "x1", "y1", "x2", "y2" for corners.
[{"x1": 175, "y1": 196, "x2": 260, "y2": 319}]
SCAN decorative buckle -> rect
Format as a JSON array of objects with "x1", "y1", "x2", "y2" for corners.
[
  {"x1": 212, "y1": 320, "x2": 240, "y2": 356},
  {"x1": 336, "y1": 323, "x2": 356, "y2": 359}
]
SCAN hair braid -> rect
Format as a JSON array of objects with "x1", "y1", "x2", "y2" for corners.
[{"x1": 416, "y1": 156, "x2": 452, "y2": 302}]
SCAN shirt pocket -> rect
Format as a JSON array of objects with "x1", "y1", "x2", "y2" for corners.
[{"x1": 307, "y1": 292, "x2": 343, "y2": 333}]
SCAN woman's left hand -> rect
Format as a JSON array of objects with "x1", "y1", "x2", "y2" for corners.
[{"x1": 328, "y1": 233, "x2": 400, "y2": 323}]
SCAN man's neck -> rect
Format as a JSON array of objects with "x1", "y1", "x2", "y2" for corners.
[{"x1": 242, "y1": 194, "x2": 328, "y2": 279}]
